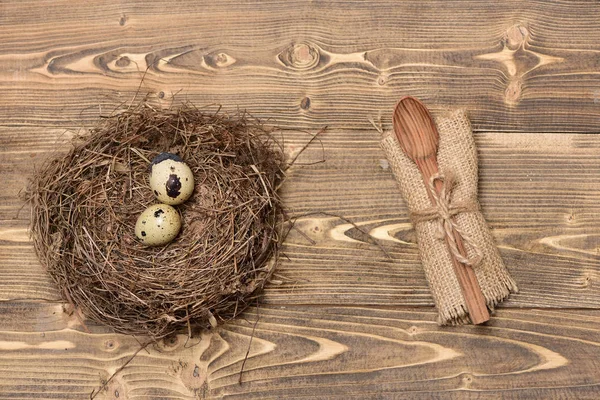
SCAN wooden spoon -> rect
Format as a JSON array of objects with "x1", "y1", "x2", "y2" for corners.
[{"x1": 393, "y1": 96, "x2": 490, "y2": 324}]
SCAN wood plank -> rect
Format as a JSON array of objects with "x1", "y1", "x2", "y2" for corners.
[
  {"x1": 1, "y1": 130, "x2": 598, "y2": 308},
  {"x1": 1, "y1": 305, "x2": 600, "y2": 399},
  {"x1": 2, "y1": 1, "x2": 600, "y2": 131}
]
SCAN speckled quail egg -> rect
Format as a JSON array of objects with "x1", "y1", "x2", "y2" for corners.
[
  {"x1": 135, "y1": 204, "x2": 181, "y2": 246},
  {"x1": 149, "y1": 153, "x2": 194, "y2": 205}
]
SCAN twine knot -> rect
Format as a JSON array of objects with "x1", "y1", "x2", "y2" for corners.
[{"x1": 410, "y1": 172, "x2": 483, "y2": 267}]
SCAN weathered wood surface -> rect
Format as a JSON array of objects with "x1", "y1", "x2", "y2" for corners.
[
  {"x1": 1, "y1": 0, "x2": 600, "y2": 398},
  {"x1": 2, "y1": 131, "x2": 599, "y2": 310},
  {"x1": 2, "y1": 305, "x2": 600, "y2": 399},
  {"x1": 2, "y1": 1, "x2": 600, "y2": 132}
]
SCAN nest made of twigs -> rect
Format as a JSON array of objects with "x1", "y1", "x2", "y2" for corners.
[{"x1": 27, "y1": 104, "x2": 285, "y2": 338}]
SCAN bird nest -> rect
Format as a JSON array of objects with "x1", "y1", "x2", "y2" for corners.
[{"x1": 27, "y1": 104, "x2": 285, "y2": 338}]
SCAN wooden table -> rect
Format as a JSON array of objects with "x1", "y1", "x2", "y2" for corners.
[{"x1": 2, "y1": 1, "x2": 600, "y2": 398}]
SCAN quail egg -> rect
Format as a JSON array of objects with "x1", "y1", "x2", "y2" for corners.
[
  {"x1": 149, "y1": 153, "x2": 194, "y2": 205},
  {"x1": 135, "y1": 204, "x2": 181, "y2": 246}
]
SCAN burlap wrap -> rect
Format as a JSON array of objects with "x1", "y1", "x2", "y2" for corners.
[{"x1": 380, "y1": 110, "x2": 518, "y2": 325}]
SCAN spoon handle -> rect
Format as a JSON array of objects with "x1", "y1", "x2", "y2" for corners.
[{"x1": 414, "y1": 157, "x2": 490, "y2": 324}]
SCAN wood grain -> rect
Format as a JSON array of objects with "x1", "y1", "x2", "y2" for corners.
[
  {"x1": 1, "y1": 130, "x2": 598, "y2": 309},
  {"x1": 2, "y1": 305, "x2": 600, "y2": 399},
  {"x1": 2, "y1": 1, "x2": 600, "y2": 131},
  {"x1": 2, "y1": 1, "x2": 600, "y2": 398}
]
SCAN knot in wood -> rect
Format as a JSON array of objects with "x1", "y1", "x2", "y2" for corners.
[
  {"x1": 279, "y1": 42, "x2": 320, "y2": 70},
  {"x1": 115, "y1": 56, "x2": 131, "y2": 68},
  {"x1": 505, "y1": 25, "x2": 529, "y2": 50},
  {"x1": 300, "y1": 96, "x2": 311, "y2": 110},
  {"x1": 204, "y1": 51, "x2": 236, "y2": 69},
  {"x1": 505, "y1": 79, "x2": 522, "y2": 105}
]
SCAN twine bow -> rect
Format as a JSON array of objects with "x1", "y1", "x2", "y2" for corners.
[{"x1": 410, "y1": 172, "x2": 483, "y2": 267}]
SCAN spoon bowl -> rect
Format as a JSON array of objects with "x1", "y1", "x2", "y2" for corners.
[{"x1": 393, "y1": 96, "x2": 439, "y2": 160}]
